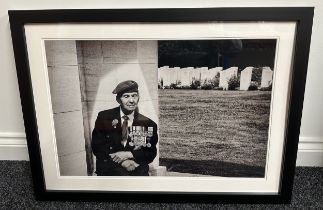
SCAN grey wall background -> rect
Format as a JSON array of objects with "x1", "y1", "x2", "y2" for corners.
[
  {"x1": 45, "y1": 40, "x2": 88, "y2": 176},
  {"x1": 0, "y1": 0, "x2": 322, "y2": 166}
]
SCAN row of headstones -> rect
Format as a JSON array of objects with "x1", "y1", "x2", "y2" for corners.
[
  {"x1": 158, "y1": 66, "x2": 222, "y2": 87},
  {"x1": 158, "y1": 66, "x2": 273, "y2": 90}
]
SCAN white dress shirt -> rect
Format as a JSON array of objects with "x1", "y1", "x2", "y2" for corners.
[{"x1": 120, "y1": 108, "x2": 134, "y2": 146}]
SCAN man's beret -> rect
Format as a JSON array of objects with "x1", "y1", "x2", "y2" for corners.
[{"x1": 112, "y1": 80, "x2": 138, "y2": 95}]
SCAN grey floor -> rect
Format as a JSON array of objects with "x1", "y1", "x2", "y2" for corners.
[{"x1": 0, "y1": 161, "x2": 322, "y2": 209}]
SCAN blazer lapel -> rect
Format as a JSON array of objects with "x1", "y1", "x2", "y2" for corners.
[{"x1": 111, "y1": 106, "x2": 121, "y2": 129}]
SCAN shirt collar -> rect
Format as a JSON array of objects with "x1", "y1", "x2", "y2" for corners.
[{"x1": 120, "y1": 107, "x2": 134, "y2": 121}]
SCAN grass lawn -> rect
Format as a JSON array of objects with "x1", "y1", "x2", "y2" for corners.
[{"x1": 158, "y1": 89, "x2": 272, "y2": 177}]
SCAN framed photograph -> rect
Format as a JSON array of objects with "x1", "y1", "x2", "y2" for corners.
[{"x1": 8, "y1": 8, "x2": 314, "y2": 203}]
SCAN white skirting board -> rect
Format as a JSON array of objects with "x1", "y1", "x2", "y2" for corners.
[
  {"x1": 296, "y1": 137, "x2": 323, "y2": 166},
  {"x1": 0, "y1": 132, "x2": 322, "y2": 166},
  {"x1": 0, "y1": 132, "x2": 29, "y2": 160}
]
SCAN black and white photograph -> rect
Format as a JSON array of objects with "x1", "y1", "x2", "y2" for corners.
[
  {"x1": 9, "y1": 8, "x2": 314, "y2": 201},
  {"x1": 45, "y1": 39, "x2": 275, "y2": 178}
]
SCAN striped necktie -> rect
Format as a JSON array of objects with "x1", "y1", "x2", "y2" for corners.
[{"x1": 121, "y1": 115, "x2": 129, "y2": 145}]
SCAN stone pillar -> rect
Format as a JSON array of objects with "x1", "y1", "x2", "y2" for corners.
[{"x1": 45, "y1": 40, "x2": 87, "y2": 176}]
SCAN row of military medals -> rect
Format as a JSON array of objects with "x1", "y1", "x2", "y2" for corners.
[{"x1": 128, "y1": 126, "x2": 153, "y2": 148}]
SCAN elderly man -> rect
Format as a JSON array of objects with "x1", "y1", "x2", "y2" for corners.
[{"x1": 91, "y1": 80, "x2": 158, "y2": 176}]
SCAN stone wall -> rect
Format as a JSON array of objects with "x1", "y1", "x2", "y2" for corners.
[{"x1": 45, "y1": 40, "x2": 87, "y2": 176}]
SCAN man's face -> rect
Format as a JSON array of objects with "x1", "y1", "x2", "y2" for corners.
[{"x1": 118, "y1": 92, "x2": 139, "y2": 113}]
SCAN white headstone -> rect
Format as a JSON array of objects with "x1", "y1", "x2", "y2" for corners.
[
  {"x1": 190, "y1": 67, "x2": 201, "y2": 81},
  {"x1": 208, "y1": 67, "x2": 222, "y2": 81},
  {"x1": 240, "y1": 67, "x2": 253, "y2": 90},
  {"x1": 178, "y1": 67, "x2": 192, "y2": 86},
  {"x1": 219, "y1": 67, "x2": 238, "y2": 90},
  {"x1": 170, "y1": 67, "x2": 180, "y2": 85},
  {"x1": 177, "y1": 67, "x2": 186, "y2": 86},
  {"x1": 158, "y1": 66, "x2": 168, "y2": 87},
  {"x1": 161, "y1": 66, "x2": 172, "y2": 87},
  {"x1": 198, "y1": 67, "x2": 209, "y2": 82},
  {"x1": 261, "y1": 67, "x2": 273, "y2": 88}
]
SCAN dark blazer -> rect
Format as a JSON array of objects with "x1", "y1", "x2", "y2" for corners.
[{"x1": 91, "y1": 107, "x2": 158, "y2": 176}]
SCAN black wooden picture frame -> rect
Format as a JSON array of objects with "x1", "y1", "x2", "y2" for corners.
[{"x1": 8, "y1": 8, "x2": 314, "y2": 203}]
